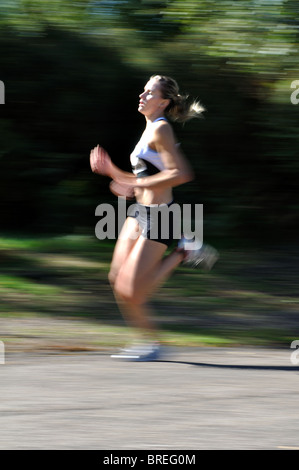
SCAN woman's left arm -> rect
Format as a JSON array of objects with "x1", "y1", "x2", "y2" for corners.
[{"x1": 134, "y1": 123, "x2": 194, "y2": 190}]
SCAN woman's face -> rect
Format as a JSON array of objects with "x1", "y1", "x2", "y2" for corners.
[{"x1": 138, "y1": 78, "x2": 167, "y2": 117}]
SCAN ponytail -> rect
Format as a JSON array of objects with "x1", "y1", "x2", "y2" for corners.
[
  {"x1": 166, "y1": 93, "x2": 205, "y2": 123},
  {"x1": 151, "y1": 75, "x2": 205, "y2": 123}
]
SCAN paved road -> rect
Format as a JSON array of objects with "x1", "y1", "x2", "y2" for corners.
[{"x1": 1, "y1": 347, "x2": 299, "y2": 450}]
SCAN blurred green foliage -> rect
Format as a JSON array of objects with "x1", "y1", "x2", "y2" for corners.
[{"x1": 0, "y1": 0, "x2": 298, "y2": 245}]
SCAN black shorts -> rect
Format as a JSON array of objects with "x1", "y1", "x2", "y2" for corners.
[{"x1": 127, "y1": 201, "x2": 180, "y2": 247}]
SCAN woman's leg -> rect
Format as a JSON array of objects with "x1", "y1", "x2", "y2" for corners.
[
  {"x1": 108, "y1": 216, "x2": 141, "y2": 287},
  {"x1": 108, "y1": 217, "x2": 145, "y2": 337},
  {"x1": 138, "y1": 248, "x2": 185, "y2": 298},
  {"x1": 115, "y1": 239, "x2": 184, "y2": 303},
  {"x1": 109, "y1": 211, "x2": 184, "y2": 344},
  {"x1": 113, "y1": 236, "x2": 184, "y2": 342}
]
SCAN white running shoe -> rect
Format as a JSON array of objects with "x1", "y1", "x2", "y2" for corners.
[
  {"x1": 111, "y1": 342, "x2": 162, "y2": 362},
  {"x1": 177, "y1": 237, "x2": 219, "y2": 270}
]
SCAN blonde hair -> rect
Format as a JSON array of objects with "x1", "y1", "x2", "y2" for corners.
[{"x1": 151, "y1": 75, "x2": 205, "y2": 123}]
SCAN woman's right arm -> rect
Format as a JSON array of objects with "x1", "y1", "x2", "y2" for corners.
[{"x1": 90, "y1": 145, "x2": 135, "y2": 182}]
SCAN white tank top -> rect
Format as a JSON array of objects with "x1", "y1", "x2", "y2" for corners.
[{"x1": 130, "y1": 117, "x2": 167, "y2": 178}]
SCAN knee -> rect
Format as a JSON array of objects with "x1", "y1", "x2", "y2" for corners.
[
  {"x1": 108, "y1": 269, "x2": 126, "y2": 298},
  {"x1": 108, "y1": 264, "x2": 123, "y2": 290},
  {"x1": 113, "y1": 273, "x2": 145, "y2": 306},
  {"x1": 108, "y1": 268, "x2": 116, "y2": 288}
]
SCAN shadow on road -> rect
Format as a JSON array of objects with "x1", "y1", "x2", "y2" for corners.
[{"x1": 160, "y1": 360, "x2": 299, "y2": 372}]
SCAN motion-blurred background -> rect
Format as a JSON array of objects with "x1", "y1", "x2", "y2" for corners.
[{"x1": 1, "y1": 0, "x2": 299, "y2": 349}]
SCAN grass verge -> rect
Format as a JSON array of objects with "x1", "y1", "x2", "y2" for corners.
[{"x1": 0, "y1": 234, "x2": 298, "y2": 351}]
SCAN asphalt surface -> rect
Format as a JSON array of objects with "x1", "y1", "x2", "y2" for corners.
[{"x1": 1, "y1": 347, "x2": 299, "y2": 450}]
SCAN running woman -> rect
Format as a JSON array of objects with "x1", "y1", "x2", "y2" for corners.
[{"x1": 90, "y1": 75, "x2": 218, "y2": 361}]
